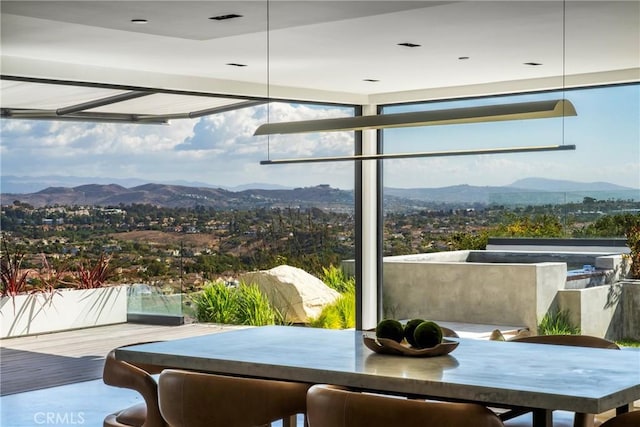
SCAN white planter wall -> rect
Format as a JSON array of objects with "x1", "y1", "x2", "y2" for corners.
[{"x1": 0, "y1": 285, "x2": 128, "y2": 338}]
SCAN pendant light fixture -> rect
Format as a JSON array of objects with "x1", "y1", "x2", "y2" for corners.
[
  {"x1": 260, "y1": 144, "x2": 576, "y2": 165},
  {"x1": 257, "y1": 0, "x2": 576, "y2": 164},
  {"x1": 255, "y1": 99, "x2": 576, "y2": 136}
]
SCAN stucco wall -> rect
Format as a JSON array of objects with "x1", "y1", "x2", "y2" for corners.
[
  {"x1": 342, "y1": 250, "x2": 633, "y2": 338},
  {"x1": 623, "y1": 281, "x2": 640, "y2": 340},
  {"x1": 379, "y1": 260, "x2": 566, "y2": 333},
  {"x1": 557, "y1": 285, "x2": 624, "y2": 340}
]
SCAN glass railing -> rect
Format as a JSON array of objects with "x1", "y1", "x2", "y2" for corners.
[{"x1": 127, "y1": 283, "x2": 188, "y2": 324}]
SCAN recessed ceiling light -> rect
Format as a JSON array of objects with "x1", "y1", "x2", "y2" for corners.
[
  {"x1": 227, "y1": 63, "x2": 247, "y2": 67},
  {"x1": 398, "y1": 42, "x2": 421, "y2": 48},
  {"x1": 209, "y1": 14, "x2": 243, "y2": 21},
  {"x1": 524, "y1": 62, "x2": 543, "y2": 66},
  {"x1": 130, "y1": 19, "x2": 148, "y2": 24},
  {"x1": 363, "y1": 79, "x2": 380, "y2": 82}
]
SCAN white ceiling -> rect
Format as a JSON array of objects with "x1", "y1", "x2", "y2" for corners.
[{"x1": 1, "y1": 1, "x2": 638, "y2": 121}]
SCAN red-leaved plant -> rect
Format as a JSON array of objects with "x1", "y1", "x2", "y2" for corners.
[
  {"x1": 76, "y1": 252, "x2": 113, "y2": 289},
  {"x1": 0, "y1": 241, "x2": 32, "y2": 297},
  {"x1": 36, "y1": 253, "x2": 73, "y2": 293}
]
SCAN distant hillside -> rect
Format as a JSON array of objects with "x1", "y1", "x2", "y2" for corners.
[
  {"x1": 2, "y1": 178, "x2": 638, "y2": 209},
  {"x1": 508, "y1": 177, "x2": 634, "y2": 192},
  {"x1": 385, "y1": 185, "x2": 531, "y2": 204},
  {"x1": 1, "y1": 183, "x2": 355, "y2": 210},
  {"x1": 0, "y1": 175, "x2": 296, "y2": 194},
  {"x1": 386, "y1": 179, "x2": 639, "y2": 205},
  {"x1": 228, "y1": 183, "x2": 292, "y2": 191},
  {"x1": 1, "y1": 175, "x2": 150, "y2": 194},
  {"x1": 0, "y1": 175, "x2": 229, "y2": 194}
]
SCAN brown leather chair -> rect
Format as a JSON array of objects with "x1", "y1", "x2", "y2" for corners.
[
  {"x1": 509, "y1": 334, "x2": 619, "y2": 350},
  {"x1": 103, "y1": 344, "x2": 168, "y2": 427},
  {"x1": 503, "y1": 335, "x2": 620, "y2": 427},
  {"x1": 306, "y1": 384, "x2": 505, "y2": 427},
  {"x1": 158, "y1": 369, "x2": 310, "y2": 427},
  {"x1": 599, "y1": 410, "x2": 640, "y2": 427}
]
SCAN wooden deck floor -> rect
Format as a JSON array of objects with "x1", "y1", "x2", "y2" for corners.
[{"x1": 0, "y1": 322, "x2": 246, "y2": 396}]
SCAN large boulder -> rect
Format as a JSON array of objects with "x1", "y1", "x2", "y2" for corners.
[{"x1": 239, "y1": 265, "x2": 340, "y2": 324}]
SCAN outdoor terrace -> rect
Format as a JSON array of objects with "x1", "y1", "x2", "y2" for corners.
[{"x1": 0, "y1": 322, "x2": 249, "y2": 426}]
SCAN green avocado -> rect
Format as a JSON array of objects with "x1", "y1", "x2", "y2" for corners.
[
  {"x1": 403, "y1": 318, "x2": 425, "y2": 347},
  {"x1": 413, "y1": 321, "x2": 443, "y2": 349},
  {"x1": 375, "y1": 319, "x2": 404, "y2": 343}
]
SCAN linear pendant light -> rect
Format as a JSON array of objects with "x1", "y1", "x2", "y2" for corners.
[
  {"x1": 260, "y1": 144, "x2": 576, "y2": 165},
  {"x1": 254, "y1": 99, "x2": 576, "y2": 135}
]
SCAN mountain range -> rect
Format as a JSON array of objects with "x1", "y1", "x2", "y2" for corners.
[
  {"x1": 0, "y1": 175, "x2": 290, "y2": 194},
  {"x1": 386, "y1": 178, "x2": 639, "y2": 206},
  {"x1": 1, "y1": 177, "x2": 638, "y2": 209},
  {"x1": 1, "y1": 183, "x2": 353, "y2": 210}
]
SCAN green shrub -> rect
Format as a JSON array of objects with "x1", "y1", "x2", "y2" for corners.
[
  {"x1": 616, "y1": 338, "x2": 640, "y2": 348},
  {"x1": 192, "y1": 281, "x2": 283, "y2": 326},
  {"x1": 321, "y1": 264, "x2": 355, "y2": 294},
  {"x1": 538, "y1": 309, "x2": 580, "y2": 335},
  {"x1": 334, "y1": 291, "x2": 355, "y2": 328},
  {"x1": 310, "y1": 265, "x2": 356, "y2": 329},
  {"x1": 309, "y1": 307, "x2": 344, "y2": 329},
  {"x1": 235, "y1": 283, "x2": 278, "y2": 326},
  {"x1": 626, "y1": 225, "x2": 640, "y2": 279},
  {"x1": 309, "y1": 290, "x2": 355, "y2": 329},
  {"x1": 494, "y1": 214, "x2": 564, "y2": 238},
  {"x1": 450, "y1": 231, "x2": 489, "y2": 250},
  {"x1": 192, "y1": 281, "x2": 237, "y2": 324}
]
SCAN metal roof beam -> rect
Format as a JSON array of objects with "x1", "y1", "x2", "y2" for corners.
[
  {"x1": 136, "y1": 100, "x2": 267, "y2": 122},
  {"x1": 55, "y1": 90, "x2": 153, "y2": 115},
  {"x1": 1, "y1": 108, "x2": 167, "y2": 124}
]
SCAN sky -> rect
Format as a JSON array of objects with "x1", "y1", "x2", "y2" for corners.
[{"x1": 1, "y1": 84, "x2": 638, "y2": 191}]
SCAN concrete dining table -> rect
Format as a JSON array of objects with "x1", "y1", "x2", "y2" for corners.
[{"x1": 115, "y1": 325, "x2": 640, "y2": 427}]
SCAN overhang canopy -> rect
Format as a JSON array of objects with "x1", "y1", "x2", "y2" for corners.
[{"x1": 1, "y1": 1, "x2": 638, "y2": 122}]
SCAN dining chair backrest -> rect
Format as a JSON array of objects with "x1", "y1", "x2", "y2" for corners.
[
  {"x1": 306, "y1": 384, "x2": 505, "y2": 427},
  {"x1": 158, "y1": 369, "x2": 310, "y2": 427},
  {"x1": 103, "y1": 343, "x2": 168, "y2": 427},
  {"x1": 510, "y1": 334, "x2": 620, "y2": 349},
  {"x1": 599, "y1": 410, "x2": 640, "y2": 427},
  {"x1": 503, "y1": 334, "x2": 620, "y2": 427}
]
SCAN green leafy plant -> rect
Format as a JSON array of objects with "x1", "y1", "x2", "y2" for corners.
[
  {"x1": 309, "y1": 290, "x2": 355, "y2": 329},
  {"x1": 193, "y1": 281, "x2": 237, "y2": 324},
  {"x1": 235, "y1": 283, "x2": 280, "y2": 326},
  {"x1": 192, "y1": 280, "x2": 283, "y2": 326},
  {"x1": 309, "y1": 265, "x2": 357, "y2": 329},
  {"x1": 309, "y1": 306, "x2": 343, "y2": 329},
  {"x1": 538, "y1": 309, "x2": 580, "y2": 335},
  {"x1": 615, "y1": 338, "x2": 640, "y2": 348},
  {"x1": 494, "y1": 214, "x2": 564, "y2": 238},
  {"x1": 625, "y1": 224, "x2": 640, "y2": 279},
  {"x1": 449, "y1": 230, "x2": 489, "y2": 250},
  {"x1": 321, "y1": 264, "x2": 355, "y2": 294},
  {"x1": 334, "y1": 291, "x2": 355, "y2": 327}
]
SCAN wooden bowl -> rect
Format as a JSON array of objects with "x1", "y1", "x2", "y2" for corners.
[{"x1": 363, "y1": 334, "x2": 459, "y2": 357}]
